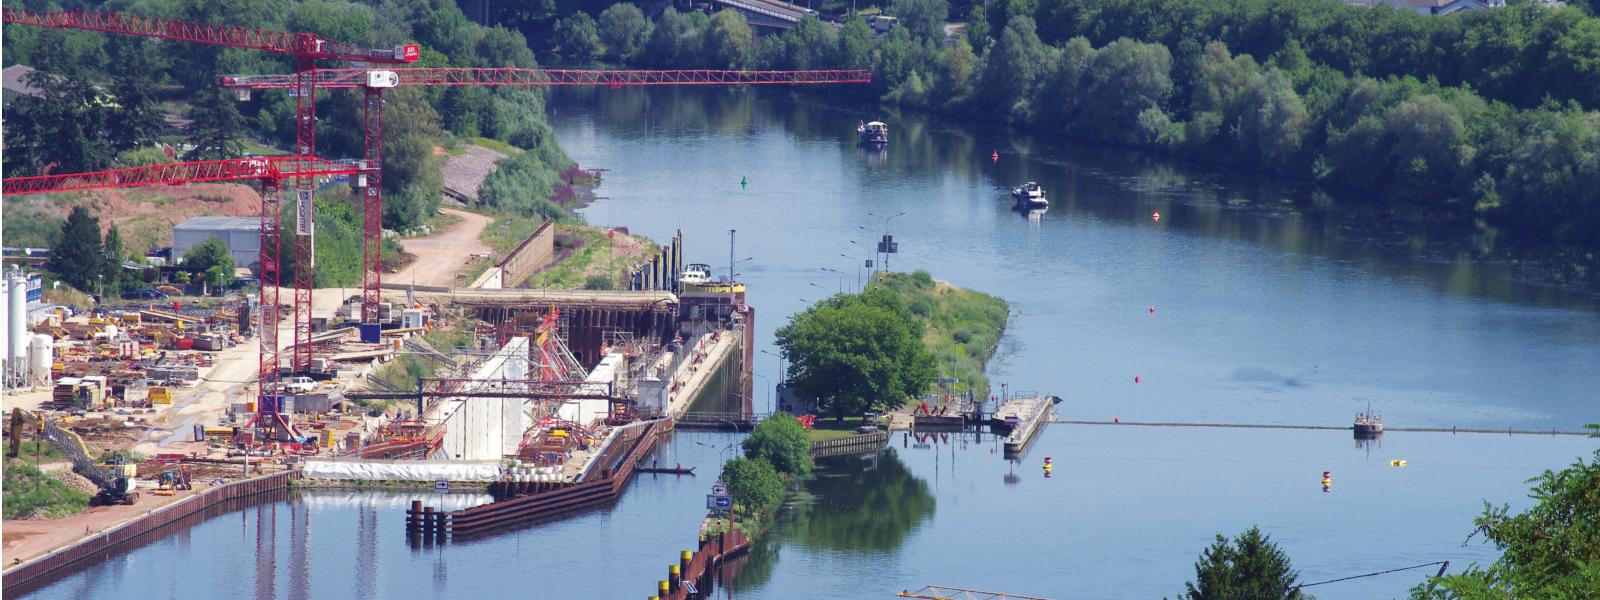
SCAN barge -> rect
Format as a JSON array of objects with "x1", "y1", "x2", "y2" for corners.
[{"x1": 992, "y1": 393, "x2": 1055, "y2": 456}]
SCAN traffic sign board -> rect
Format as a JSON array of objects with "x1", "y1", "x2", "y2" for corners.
[
  {"x1": 433, "y1": 480, "x2": 449, "y2": 493},
  {"x1": 711, "y1": 481, "x2": 728, "y2": 496},
  {"x1": 714, "y1": 495, "x2": 732, "y2": 509}
]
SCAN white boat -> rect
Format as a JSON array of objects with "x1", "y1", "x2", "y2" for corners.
[
  {"x1": 1012, "y1": 182, "x2": 1047, "y2": 208},
  {"x1": 857, "y1": 121, "x2": 888, "y2": 146}
]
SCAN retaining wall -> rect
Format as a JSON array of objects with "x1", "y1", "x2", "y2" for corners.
[
  {"x1": 497, "y1": 219, "x2": 554, "y2": 287},
  {"x1": 2, "y1": 470, "x2": 295, "y2": 594}
]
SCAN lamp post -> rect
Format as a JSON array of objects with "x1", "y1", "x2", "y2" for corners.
[
  {"x1": 839, "y1": 253, "x2": 863, "y2": 291},
  {"x1": 821, "y1": 267, "x2": 844, "y2": 293}
]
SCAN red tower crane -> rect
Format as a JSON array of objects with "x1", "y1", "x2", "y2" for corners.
[
  {"x1": 2, "y1": 156, "x2": 362, "y2": 441},
  {"x1": 219, "y1": 67, "x2": 870, "y2": 331},
  {"x1": 3, "y1": 7, "x2": 419, "y2": 376},
  {"x1": 3, "y1": 8, "x2": 417, "y2": 439}
]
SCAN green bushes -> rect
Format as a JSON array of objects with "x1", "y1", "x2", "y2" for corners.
[
  {"x1": 742, "y1": 414, "x2": 814, "y2": 476},
  {"x1": 873, "y1": 271, "x2": 1009, "y2": 397},
  {"x1": 721, "y1": 456, "x2": 785, "y2": 513},
  {"x1": 3, "y1": 461, "x2": 90, "y2": 520}
]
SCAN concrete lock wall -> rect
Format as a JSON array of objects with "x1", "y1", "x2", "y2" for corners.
[
  {"x1": 433, "y1": 337, "x2": 530, "y2": 461},
  {"x1": 498, "y1": 219, "x2": 555, "y2": 286}
]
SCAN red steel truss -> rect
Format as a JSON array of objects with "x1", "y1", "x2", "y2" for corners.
[
  {"x1": 1, "y1": 8, "x2": 418, "y2": 63},
  {"x1": 220, "y1": 67, "x2": 872, "y2": 89},
  {"x1": 1, "y1": 156, "x2": 359, "y2": 195}
]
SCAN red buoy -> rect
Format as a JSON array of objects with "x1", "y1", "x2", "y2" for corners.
[
  {"x1": 1134, "y1": 375, "x2": 1141, "y2": 384},
  {"x1": 1152, "y1": 211, "x2": 1161, "y2": 223},
  {"x1": 991, "y1": 150, "x2": 999, "y2": 162},
  {"x1": 1148, "y1": 306, "x2": 1156, "y2": 315},
  {"x1": 1113, "y1": 417, "x2": 1120, "y2": 423}
]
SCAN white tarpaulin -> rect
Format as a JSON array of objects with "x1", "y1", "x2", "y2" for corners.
[{"x1": 301, "y1": 459, "x2": 505, "y2": 482}]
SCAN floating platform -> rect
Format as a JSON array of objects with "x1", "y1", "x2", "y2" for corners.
[
  {"x1": 992, "y1": 394, "x2": 1054, "y2": 456},
  {"x1": 636, "y1": 466, "x2": 695, "y2": 475}
]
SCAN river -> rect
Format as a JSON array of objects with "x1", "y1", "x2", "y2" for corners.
[{"x1": 15, "y1": 87, "x2": 1598, "y2": 599}]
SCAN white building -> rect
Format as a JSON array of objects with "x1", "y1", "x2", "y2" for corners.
[{"x1": 172, "y1": 216, "x2": 260, "y2": 269}]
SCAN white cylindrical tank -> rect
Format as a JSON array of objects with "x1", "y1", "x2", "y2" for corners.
[
  {"x1": 30, "y1": 334, "x2": 53, "y2": 386},
  {"x1": 1, "y1": 280, "x2": 9, "y2": 385},
  {"x1": 8, "y1": 275, "x2": 27, "y2": 363}
]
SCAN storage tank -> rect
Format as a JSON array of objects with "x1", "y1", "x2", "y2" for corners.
[
  {"x1": 30, "y1": 333, "x2": 53, "y2": 386},
  {"x1": 8, "y1": 274, "x2": 27, "y2": 382}
]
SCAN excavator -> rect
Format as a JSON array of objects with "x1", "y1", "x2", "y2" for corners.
[{"x1": 10, "y1": 408, "x2": 140, "y2": 506}]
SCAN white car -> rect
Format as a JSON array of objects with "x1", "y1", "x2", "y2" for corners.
[{"x1": 284, "y1": 376, "x2": 318, "y2": 393}]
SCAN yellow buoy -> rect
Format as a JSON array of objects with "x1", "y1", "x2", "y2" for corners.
[{"x1": 1389, "y1": 459, "x2": 1407, "y2": 467}]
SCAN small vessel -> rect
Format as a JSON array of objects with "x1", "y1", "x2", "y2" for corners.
[
  {"x1": 1353, "y1": 405, "x2": 1383, "y2": 439},
  {"x1": 857, "y1": 120, "x2": 888, "y2": 146},
  {"x1": 636, "y1": 466, "x2": 696, "y2": 475},
  {"x1": 1012, "y1": 182, "x2": 1047, "y2": 208}
]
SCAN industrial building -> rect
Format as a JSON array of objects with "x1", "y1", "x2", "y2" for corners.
[{"x1": 172, "y1": 216, "x2": 260, "y2": 269}]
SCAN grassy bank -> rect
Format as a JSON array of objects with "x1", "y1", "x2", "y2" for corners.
[
  {"x1": 522, "y1": 224, "x2": 658, "y2": 290},
  {"x1": 872, "y1": 270, "x2": 1009, "y2": 398},
  {"x1": 3, "y1": 460, "x2": 90, "y2": 520}
]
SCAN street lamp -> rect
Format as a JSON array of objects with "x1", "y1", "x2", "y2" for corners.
[
  {"x1": 808, "y1": 282, "x2": 829, "y2": 295},
  {"x1": 820, "y1": 267, "x2": 844, "y2": 293},
  {"x1": 839, "y1": 253, "x2": 863, "y2": 291}
]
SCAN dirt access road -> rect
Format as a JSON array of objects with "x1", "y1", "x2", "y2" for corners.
[{"x1": 390, "y1": 207, "x2": 491, "y2": 288}]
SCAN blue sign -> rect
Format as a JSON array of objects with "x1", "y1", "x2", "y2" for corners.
[
  {"x1": 434, "y1": 480, "x2": 449, "y2": 493},
  {"x1": 706, "y1": 494, "x2": 732, "y2": 509}
]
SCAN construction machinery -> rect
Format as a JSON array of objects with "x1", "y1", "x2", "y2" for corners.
[{"x1": 37, "y1": 417, "x2": 140, "y2": 506}]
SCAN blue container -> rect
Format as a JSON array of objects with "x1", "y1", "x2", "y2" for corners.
[{"x1": 359, "y1": 323, "x2": 382, "y2": 343}]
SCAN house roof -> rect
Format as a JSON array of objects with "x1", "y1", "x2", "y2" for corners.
[
  {"x1": 2, "y1": 65, "x2": 43, "y2": 97},
  {"x1": 175, "y1": 216, "x2": 261, "y2": 232}
]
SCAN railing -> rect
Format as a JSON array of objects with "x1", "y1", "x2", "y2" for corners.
[
  {"x1": 810, "y1": 430, "x2": 890, "y2": 458},
  {"x1": 675, "y1": 411, "x2": 767, "y2": 431}
]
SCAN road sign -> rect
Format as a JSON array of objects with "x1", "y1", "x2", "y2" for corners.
[
  {"x1": 710, "y1": 481, "x2": 728, "y2": 497},
  {"x1": 714, "y1": 495, "x2": 732, "y2": 509},
  {"x1": 433, "y1": 480, "x2": 448, "y2": 493}
]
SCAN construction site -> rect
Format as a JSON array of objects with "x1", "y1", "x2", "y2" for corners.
[{"x1": 0, "y1": 6, "x2": 868, "y2": 587}]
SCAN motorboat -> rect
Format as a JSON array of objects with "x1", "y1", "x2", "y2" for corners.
[
  {"x1": 857, "y1": 120, "x2": 888, "y2": 146},
  {"x1": 1012, "y1": 182, "x2": 1047, "y2": 208}
]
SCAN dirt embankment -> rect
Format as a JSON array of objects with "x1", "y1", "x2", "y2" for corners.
[{"x1": 4, "y1": 184, "x2": 263, "y2": 252}]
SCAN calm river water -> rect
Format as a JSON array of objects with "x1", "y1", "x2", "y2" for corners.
[{"x1": 17, "y1": 88, "x2": 1598, "y2": 599}]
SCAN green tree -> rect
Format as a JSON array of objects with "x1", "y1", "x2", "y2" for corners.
[
  {"x1": 102, "y1": 225, "x2": 126, "y2": 293},
  {"x1": 981, "y1": 16, "x2": 1047, "y2": 117},
  {"x1": 599, "y1": 3, "x2": 651, "y2": 62},
  {"x1": 1078, "y1": 38, "x2": 1172, "y2": 143},
  {"x1": 966, "y1": 5, "x2": 990, "y2": 47},
  {"x1": 836, "y1": 17, "x2": 874, "y2": 70},
  {"x1": 891, "y1": 0, "x2": 950, "y2": 40},
  {"x1": 1411, "y1": 447, "x2": 1600, "y2": 599},
  {"x1": 742, "y1": 413, "x2": 813, "y2": 476},
  {"x1": 722, "y1": 456, "x2": 784, "y2": 511},
  {"x1": 51, "y1": 206, "x2": 105, "y2": 292},
  {"x1": 183, "y1": 238, "x2": 236, "y2": 287},
  {"x1": 556, "y1": 12, "x2": 602, "y2": 62},
  {"x1": 1185, "y1": 526, "x2": 1311, "y2": 600},
  {"x1": 380, "y1": 90, "x2": 446, "y2": 229},
  {"x1": 3, "y1": 67, "x2": 115, "y2": 176},
  {"x1": 106, "y1": 40, "x2": 165, "y2": 153},
  {"x1": 775, "y1": 290, "x2": 936, "y2": 420},
  {"x1": 704, "y1": 10, "x2": 754, "y2": 68},
  {"x1": 185, "y1": 89, "x2": 247, "y2": 161}
]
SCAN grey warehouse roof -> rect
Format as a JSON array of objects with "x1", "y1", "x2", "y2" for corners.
[{"x1": 175, "y1": 216, "x2": 260, "y2": 231}]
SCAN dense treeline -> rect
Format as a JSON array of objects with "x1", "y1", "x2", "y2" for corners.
[
  {"x1": 588, "y1": 1, "x2": 1600, "y2": 247},
  {"x1": 1, "y1": 0, "x2": 571, "y2": 231}
]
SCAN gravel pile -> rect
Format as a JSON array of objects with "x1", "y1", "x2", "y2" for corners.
[
  {"x1": 55, "y1": 471, "x2": 100, "y2": 495},
  {"x1": 441, "y1": 145, "x2": 509, "y2": 200}
]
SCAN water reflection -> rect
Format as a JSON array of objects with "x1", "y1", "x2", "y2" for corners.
[{"x1": 733, "y1": 449, "x2": 936, "y2": 591}]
